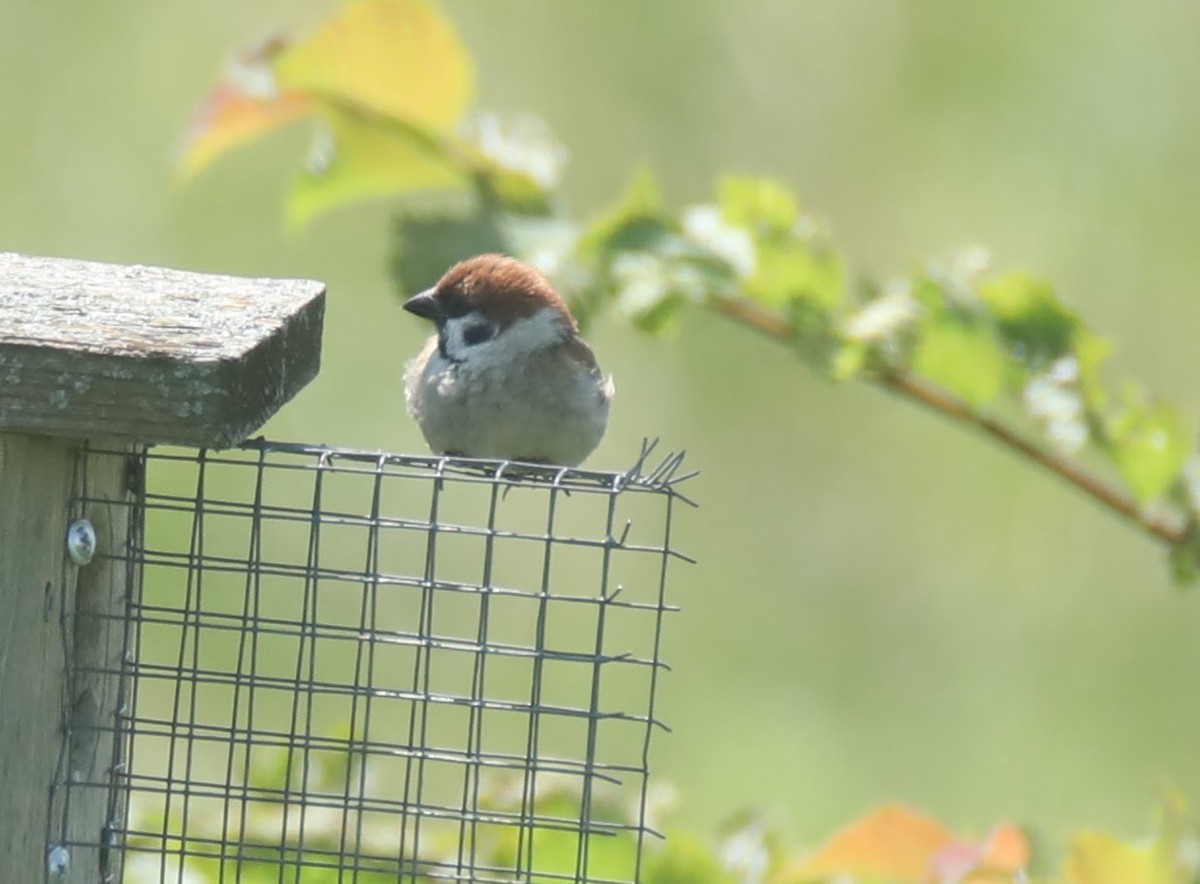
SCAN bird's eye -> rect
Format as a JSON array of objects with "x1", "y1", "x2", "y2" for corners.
[{"x1": 462, "y1": 320, "x2": 496, "y2": 346}]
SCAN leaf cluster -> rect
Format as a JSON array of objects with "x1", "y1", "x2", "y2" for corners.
[
  {"x1": 181, "y1": 0, "x2": 1200, "y2": 581},
  {"x1": 122, "y1": 740, "x2": 1200, "y2": 884}
]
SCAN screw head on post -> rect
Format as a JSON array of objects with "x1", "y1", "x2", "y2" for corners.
[
  {"x1": 47, "y1": 844, "x2": 70, "y2": 877},
  {"x1": 66, "y1": 518, "x2": 97, "y2": 566}
]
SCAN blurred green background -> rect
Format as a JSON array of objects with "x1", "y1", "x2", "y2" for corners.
[{"x1": 6, "y1": 0, "x2": 1200, "y2": 851}]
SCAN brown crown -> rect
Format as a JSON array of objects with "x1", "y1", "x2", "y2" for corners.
[{"x1": 433, "y1": 254, "x2": 576, "y2": 329}]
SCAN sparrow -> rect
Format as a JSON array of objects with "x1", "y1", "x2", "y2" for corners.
[{"x1": 402, "y1": 254, "x2": 614, "y2": 466}]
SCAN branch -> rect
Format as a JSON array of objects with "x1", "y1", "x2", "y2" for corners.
[{"x1": 709, "y1": 294, "x2": 1186, "y2": 548}]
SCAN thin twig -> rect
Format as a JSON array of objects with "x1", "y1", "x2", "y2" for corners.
[
  {"x1": 709, "y1": 294, "x2": 1186, "y2": 547},
  {"x1": 710, "y1": 295, "x2": 795, "y2": 340}
]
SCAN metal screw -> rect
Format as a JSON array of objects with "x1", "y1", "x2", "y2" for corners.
[
  {"x1": 47, "y1": 844, "x2": 69, "y2": 877},
  {"x1": 66, "y1": 518, "x2": 96, "y2": 565}
]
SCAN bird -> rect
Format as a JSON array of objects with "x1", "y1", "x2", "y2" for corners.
[{"x1": 402, "y1": 254, "x2": 614, "y2": 466}]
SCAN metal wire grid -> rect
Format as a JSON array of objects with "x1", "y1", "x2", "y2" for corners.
[{"x1": 67, "y1": 439, "x2": 693, "y2": 883}]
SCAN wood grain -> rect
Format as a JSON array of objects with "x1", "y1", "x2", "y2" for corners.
[
  {"x1": 0, "y1": 436, "x2": 132, "y2": 882},
  {"x1": 0, "y1": 253, "x2": 326, "y2": 447}
]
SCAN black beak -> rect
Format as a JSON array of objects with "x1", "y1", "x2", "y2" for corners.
[{"x1": 403, "y1": 287, "x2": 442, "y2": 322}]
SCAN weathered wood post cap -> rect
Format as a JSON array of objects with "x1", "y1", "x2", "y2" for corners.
[{"x1": 0, "y1": 253, "x2": 326, "y2": 448}]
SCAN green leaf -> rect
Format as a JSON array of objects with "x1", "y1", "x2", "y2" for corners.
[
  {"x1": 1107, "y1": 395, "x2": 1191, "y2": 505},
  {"x1": 182, "y1": 0, "x2": 476, "y2": 223},
  {"x1": 573, "y1": 170, "x2": 692, "y2": 333},
  {"x1": 244, "y1": 745, "x2": 293, "y2": 791},
  {"x1": 609, "y1": 250, "x2": 700, "y2": 335},
  {"x1": 287, "y1": 108, "x2": 467, "y2": 229},
  {"x1": 1168, "y1": 522, "x2": 1200, "y2": 587},
  {"x1": 522, "y1": 827, "x2": 640, "y2": 883},
  {"x1": 746, "y1": 240, "x2": 844, "y2": 310},
  {"x1": 624, "y1": 289, "x2": 686, "y2": 334},
  {"x1": 714, "y1": 176, "x2": 844, "y2": 311},
  {"x1": 717, "y1": 176, "x2": 799, "y2": 233},
  {"x1": 1073, "y1": 328, "x2": 1113, "y2": 413},
  {"x1": 643, "y1": 832, "x2": 734, "y2": 884},
  {"x1": 391, "y1": 207, "x2": 509, "y2": 295},
  {"x1": 462, "y1": 112, "x2": 565, "y2": 214},
  {"x1": 580, "y1": 167, "x2": 668, "y2": 256},
  {"x1": 830, "y1": 340, "x2": 869, "y2": 381},
  {"x1": 978, "y1": 271, "x2": 1079, "y2": 367},
  {"x1": 911, "y1": 309, "x2": 1007, "y2": 408},
  {"x1": 474, "y1": 162, "x2": 554, "y2": 215}
]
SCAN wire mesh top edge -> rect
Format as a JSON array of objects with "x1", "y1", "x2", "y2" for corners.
[{"x1": 99, "y1": 437, "x2": 696, "y2": 501}]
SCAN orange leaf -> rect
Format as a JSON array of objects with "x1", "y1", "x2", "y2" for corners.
[
  {"x1": 792, "y1": 803, "x2": 956, "y2": 881},
  {"x1": 930, "y1": 823, "x2": 1030, "y2": 882},
  {"x1": 274, "y1": 0, "x2": 472, "y2": 130},
  {"x1": 178, "y1": 38, "x2": 312, "y2": 179},
  {"x1": 980, "y1": 823, "x2": 1030, "y2": 869}
]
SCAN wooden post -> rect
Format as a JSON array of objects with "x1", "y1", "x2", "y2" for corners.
[{"x1": 0, "y1": 253, "x2": 325, "y2": 882}]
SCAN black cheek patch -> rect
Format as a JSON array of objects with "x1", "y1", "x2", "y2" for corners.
[{"x1": 462, "y1": 321, "x2": 496, "y2": 346}]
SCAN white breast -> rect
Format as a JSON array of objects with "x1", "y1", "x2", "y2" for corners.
[{"x1": 404, "y1": 309, "x2": 613, "y2": 465}]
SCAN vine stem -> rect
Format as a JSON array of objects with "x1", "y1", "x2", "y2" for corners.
[{"x1": 710, "y1": 294, "x2": 1185, "y2": 547}]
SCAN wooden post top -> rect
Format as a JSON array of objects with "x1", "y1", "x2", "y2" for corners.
[{"x1": 0, "y1": 253, "x2": 325, "y2": 448}]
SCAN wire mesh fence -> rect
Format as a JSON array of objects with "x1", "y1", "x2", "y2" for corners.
[{"x1": 59, "y1": 439, "x2": 693, "y2": 883}]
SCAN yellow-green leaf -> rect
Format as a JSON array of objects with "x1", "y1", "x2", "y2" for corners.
[
  {"x1": 830, "y1": 341, "x2": 869, "y2": 381},
  {"x1": 746, "y1": 241, "x2": 844, "y2": 309},
  {"x1": 1108, "y1": 396, "x2": 1191, "y2": 505},
  {"x1": 180, "y1": 0, "x2": 475, "y2": 222},
  {"x1": 274, "y1": 0, "x2": 472, "y2": 130},
  {"x1": 644, "y1": 832, "x2": 734, "y2": 884},
  {"x1": 1063, "y1": 831, "x2": 1174, "y2": 884},
  {"x1": 1073, "y1": 328, "x2": 1112, "y2": 412},
  {"x1": 717, "y1": 176, "x2": 799, "y2": 233},
  {"x1": 287, "y1": 107, "x2": 466, "y2": 229},
  {"x1": 911, "y1": 312, "x2": 1006, "y2": 408}
]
